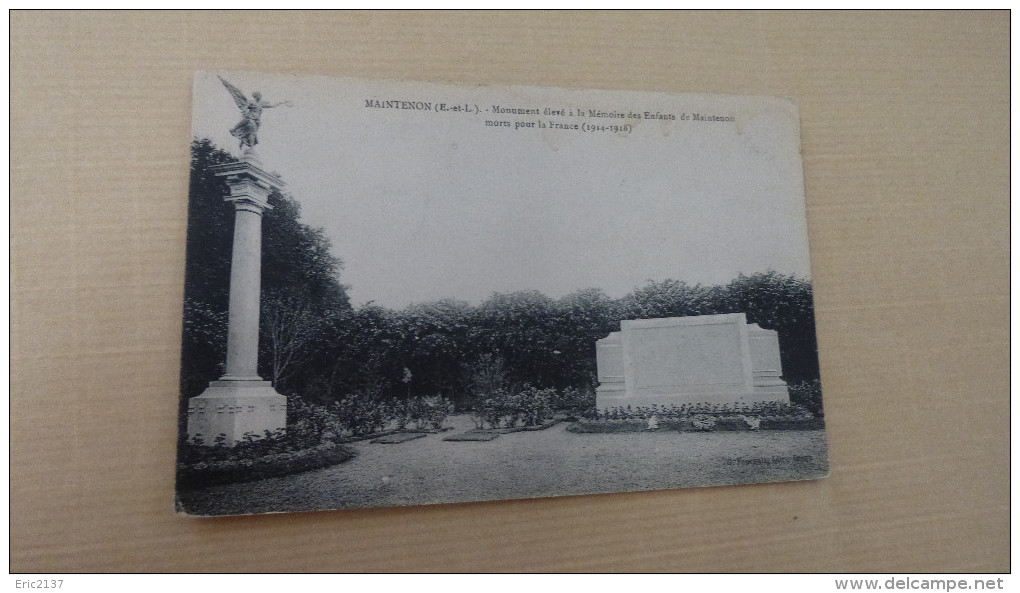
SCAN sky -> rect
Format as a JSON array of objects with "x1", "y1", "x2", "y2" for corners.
[{"x1": 192, "y1": 71, "x2": 813, "y2": 310}]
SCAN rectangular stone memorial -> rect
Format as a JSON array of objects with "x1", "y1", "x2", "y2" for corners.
[{"x1": 595, "y1": 313, "x2": 790, "y2": 409}]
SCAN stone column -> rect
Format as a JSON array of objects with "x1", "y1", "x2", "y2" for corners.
[
  {"x1": 222, "y1": 199, "x2": 267, "y2": 380},
  {"x1": 186, "y1": 151, "x2": 288, "y2": 446}
]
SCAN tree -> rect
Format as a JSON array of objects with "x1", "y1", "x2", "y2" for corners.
[
  {"x1": 717, "y1": 271, "x2": 819, "y2": 382},
  {"x1": 179, "y1": 140, "x2": 239, "y2": 400},
  {"x1": 310, "y1": 304, "x2": 407, "y2": 403},
  {"x1": 399, "y1": 299, "x2": 473, "y2": 398},
  {"x1": 256, "y1": 190, "x2": 351, "y2": 392},
  {"x1": 551, "y1": 288, "x2": 618, "y2": 389},
  {"x1": 260, "y1": 291, "x2": 318, "y2": 388},
  {"x1": 261, "y1": 191, "x2": 349, "y2": 311},
  {"x1": 616, "y1": 278, "x2": 717, "y2": 320},
  {"x1": 474, "y1": 291, "x2": 561, "y2": 388}
]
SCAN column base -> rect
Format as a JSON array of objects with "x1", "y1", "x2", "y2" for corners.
[
  {"x1": 186, "y1": 379, "x2": 287, "y2": 446},
  {"x1": 595, "y1": 381, "x2": 627, "y2": 410}
]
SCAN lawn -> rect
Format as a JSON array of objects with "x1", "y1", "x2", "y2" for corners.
[{"x1": 176, "y1": 414, "x2": 829, "y2": 516}]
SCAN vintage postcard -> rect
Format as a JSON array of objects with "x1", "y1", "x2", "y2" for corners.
[{"x1": 175, "y1": 71, "x2": 828, "y2": 516}]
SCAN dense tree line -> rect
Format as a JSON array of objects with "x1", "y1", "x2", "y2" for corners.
[
  {"x1": 180, "y1": 140, "x2": 821, "y2": 417},
  {"x1": 298, "y1": 274, "x2": 819, "y2": 410}
]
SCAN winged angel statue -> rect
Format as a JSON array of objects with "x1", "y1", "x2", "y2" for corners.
[{"x1": 219, "y1": 75, "x2": 293, "y2": 151}]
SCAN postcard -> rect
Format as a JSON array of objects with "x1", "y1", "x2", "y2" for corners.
[{"x1": 175, "y1": 71, "x2": 827, "y2": 516}]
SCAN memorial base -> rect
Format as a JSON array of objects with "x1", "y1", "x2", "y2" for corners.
[
  {"x1": 186, "y1": 379, "x2": 287, "y2": 446},
  {"x1": 595, "y1": 381, "x2": 627, "y2": 409},
  {"x1": 752, "y1": 375, "x2": 791, "y2": 403}
]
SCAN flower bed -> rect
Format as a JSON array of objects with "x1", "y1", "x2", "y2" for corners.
[
  {"x1": 496, "y1": 416, "x2": 564, "y2": 433},
  {"x1": 469, "y1": 385, "x2": 557, "y2": 430},
  {"x1": 337, "y1": 428, "x2": 402, "y2": 444},
  {"x1": 444, "y1": 416, "x2": 564, "y2": 441},
  {"x1": 176, "y1": 442, "x2": 357, "y2": 491},
  {"x1": 442, "y1": 431, "x2": 502, "y2": 442},
  {"x1": 567, "y1": 419, "x2": 648, "y2": 433},
  {"x1": 370, "y1": 432, "x2": 428, "y2": 444},
  {"x1": 760, "y1": 417, "x2": 826, "y2": 431},
  {"x1": 587, "y1": 401, "x2": 814, "y2": 421},
  {"x1": 568, "y1": 402, "x2": 822, "y2": 434}
]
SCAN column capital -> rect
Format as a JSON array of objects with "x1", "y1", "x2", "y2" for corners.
[
  {"x1": 210, "y1": 155, "x2": 286, "y2": 212},
  {"x1": 227, "y1": 196, "x2": 273, "y2": 215}
]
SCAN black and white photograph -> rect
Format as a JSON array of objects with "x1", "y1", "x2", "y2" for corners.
[{"x1": 175, "y1": 70, "x2": 829, "y2": 516}]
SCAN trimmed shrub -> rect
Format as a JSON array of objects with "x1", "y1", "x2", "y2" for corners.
[
  {"x1": 177, "y1": 442, "x2": 356, "y2": 490},
  {"x1": 411, "y1": 395, "x2": 454, "y2": 430},
  {"x1": 659, "y1": 418, "x2": 694, "y2": 431},
  {"x1": 568, "y1": 401, "x2": 821, "y2": 433},
  {"x1": 474, "y1": 389, "x2": 509, "y2": 429},
  {"x1": 567, "y1": 419, "x2": 647, "y2": 433},
  {"x1": 473, "y1": 385, "x2": 556, "y2": 429},
  {"x1": 714, "y1": 416, "x2": 750, "y2": 431},
  {"x1": 517, "y1": 385, "x2": 555, "y2": 427},
  {"x1": 761, "y1": 417, "x2": 826, "y2": 430},
  {"x1": 741, "y1": 415, "x2": 762, "y2": 431},
  {"x1": 333, "y1": 387, "x2": 388, "y2": 436},
  {"x1": 788, "y1": 379, "x2": 824, "y2": 418},
  {"x1": 691, "y1": 414, "x2": 717, "y2": 431},
  {"x1": 388, "y1": 399, "x2": 412, "y2": 430},
  {"x1": 287, "y1": 395, "x2": 343, "y2": 445},
  {"x1": 556, "y1": 386, "x2": 596, "y2": 416}
]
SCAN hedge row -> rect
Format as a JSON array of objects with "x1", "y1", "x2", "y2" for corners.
[
  {"x1": 176, "y1": 442, "x2": 357, "y2": 491},
  {"x1": 589, "y1": 401, "x2": 816, "y2": 421},
  {"x1": 567, "y1": 416, "x2": 825, "y2": 433}
]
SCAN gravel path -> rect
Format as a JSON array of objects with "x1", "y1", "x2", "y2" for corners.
[{"x1": 177, "y1": 415, "x2": 829, "y2": 516}]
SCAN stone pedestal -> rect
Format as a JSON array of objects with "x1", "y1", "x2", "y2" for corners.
[
  {"x1": 595, "y1": 313, "x2": 790, "y2": 410},
  {"x1": 187, "y1": 380, "x2": 287, "y2": 445},
  {"x1": 186, "y1": 150, "x2": 288, "y2": 445},
  {"x1": 594, "y1": 331, "x2": 626, "y2": 400},
  {"x1": 747, "y1": 323, "x2": 790, "y2": 402}
]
